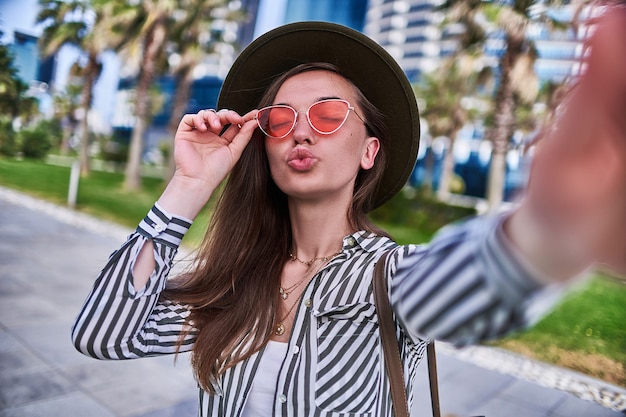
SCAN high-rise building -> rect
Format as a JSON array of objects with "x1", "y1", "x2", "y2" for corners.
[
  {"x1": 365, "y1": 0, "x2": 449, "y2": 81},
  {"x1": 283, "y1": 0, "x2": 368, "y2": 30},
  {"x1": 253, "y1": 0, "x2": 368, "y2": 40},
  {"x1": 364, "y1": 0, "x2": 597, "y2": 84},
  {"x1": 364, "y1": 0, "x2": 604, "y2": 199}
]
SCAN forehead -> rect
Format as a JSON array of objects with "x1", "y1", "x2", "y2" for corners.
[{"x1": 274, "y1": 70, "x2": 358, "y2": 104}]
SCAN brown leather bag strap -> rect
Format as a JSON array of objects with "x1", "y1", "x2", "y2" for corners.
[
  {"x1": 373, "y1": 250, "x2": 410, "y2": 417},
  {"x1": 374, "y1": 250, "x2": 443, "y2": 417},
  {"x1": 427, "y1": 342, "x2": 442, "y2": 417}
]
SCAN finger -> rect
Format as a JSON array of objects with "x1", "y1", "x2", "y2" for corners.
[
  {"x1": 227, "y1": 118, "x2": 258, "y2": 155},
  {"x1": 219, "y1": 109, "x2": 259, "y2": 140},
  {"x1": 179, "y1": 113, "x2": 198, "y2": 131},
  {"x1": 201, "y1": 109, "x2": 222, "y2": 130},
  {"x1": 215, "y1": 109, "x2": 248, "y2": 129},
  {"x1": 192, "y1": 109, "x2": 216, "y2": 131},
  {"x1": 242, "y1": 109, "x2": 258, "y2": 123}
]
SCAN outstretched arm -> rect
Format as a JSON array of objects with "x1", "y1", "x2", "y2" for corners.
[
  {"x1": 505, "y1": 8, "x2": 626, "y2": 280},
  {"x1": 392, "y1": 8, "x2": 626, "y2": 347}
]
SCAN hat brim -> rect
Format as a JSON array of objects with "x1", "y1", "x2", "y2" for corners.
[{"x1": 218, "y1": 21, "x2": 420, "y2": 209}]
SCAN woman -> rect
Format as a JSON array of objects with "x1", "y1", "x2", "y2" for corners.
[{"x1": 72, "y1": 18, "x2": 625, "y2": 417}]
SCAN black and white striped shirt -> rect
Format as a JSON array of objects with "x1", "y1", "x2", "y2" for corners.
[{"x1": 72, "y1": 203, "x2": 552, "y2": 417}]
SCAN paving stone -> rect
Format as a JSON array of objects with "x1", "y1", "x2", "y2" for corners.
[
  {"x1": 0, "y1": 368, "x2": 75, "y2": 408},
  {"x1": 0, "y1": 391, "x2": 116, "y2": 417},
  {"x1": 128, "y1": 398, "x2": 198, "y2": 417},
  {"x1": 499, "y1": 378, "x2": 568, "y2": 411},
  {"x1": 469, "y1": 395, "x2": 549, "y2": 417},
  {"x1": 549, "y1": 394, "x2": 625, "y2": 417}
]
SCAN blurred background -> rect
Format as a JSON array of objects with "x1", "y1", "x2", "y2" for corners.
[
  {"x1": 0, "y1": 0, "x2": 624, "y2": 412},
  {"x1": 0, "y1": 0, "x2": 606, "y2": 206}
]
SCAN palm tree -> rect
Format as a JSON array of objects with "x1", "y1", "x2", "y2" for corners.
[
  {"x1": 163, "y1": 0, "x2": 246, "y2": 181},
  {"x1": 0, "y1": 43, "x2": 34, "y2": 120},
  {"x1": 52, "y1": 79, "x2": 82, "y2": 155},
  {"x1": 37, "y1": 0, "x2": 107, "y2": 176},
  {"x1": 102, "y1": 0, "x2": 179, "y2": 191},
  {"x1": 415, "y1": 53, "x2": 491, "y2": 200},
  {"x1": 439, "y1": 0, "x2": 563, "y2": 209}
]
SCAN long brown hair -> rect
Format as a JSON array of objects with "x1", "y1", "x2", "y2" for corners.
[{"x1": 162, "y1": 62, "x2": 390, "y2": 393}]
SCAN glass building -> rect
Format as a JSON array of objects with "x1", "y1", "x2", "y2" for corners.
[
  {"x1": 364, "y1": 0, "x2": 594, "y2": 84},
  {"x1": 283, "y1": 0, "x2": 368, "y2": 30}
]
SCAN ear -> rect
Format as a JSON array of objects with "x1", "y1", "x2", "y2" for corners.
[{"x1": 361, "y1": 137, "x2": 380, "y2": 170}]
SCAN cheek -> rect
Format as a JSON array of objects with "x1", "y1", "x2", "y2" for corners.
[
  {"x1": 335, "y1": 139, "x2": 366, "y2": 174},
  {"x1": 264, "y1": 141, "x2": 283, "y2": 175},
  {"x1": 264, "y1": 140, "x2": 277, "y2": 160}
]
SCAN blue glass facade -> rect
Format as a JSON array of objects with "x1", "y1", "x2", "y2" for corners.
[
  {"x1": 117, "y1": 76, "x2": 223, "y2": 128},
  {"x1": 9, "y1": 31, "x2": 54, "y2": 84},
  {"x1": 283, "y1": 0, "x2": 368, "y2": 31}
]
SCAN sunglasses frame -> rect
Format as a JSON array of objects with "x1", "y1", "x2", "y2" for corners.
[{"x1": 254, "y1": 99, "x2": 365, "y2": 139}]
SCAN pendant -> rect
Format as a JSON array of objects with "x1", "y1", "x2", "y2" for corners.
[
  {"x1": 279, "y1": 287, "x2": 288, "y2": 300},
  {"x1": 275, "y1": 322, "x2": 285, "y2": 336}
]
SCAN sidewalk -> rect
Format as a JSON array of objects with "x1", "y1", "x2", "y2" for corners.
[{"x1": 0, "y1": 186, "x2": 624, "y2": 417}]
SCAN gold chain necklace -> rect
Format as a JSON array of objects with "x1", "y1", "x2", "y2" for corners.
[
  {"x1": 275, "y1": 251, "x2": 340, "y2": 336},
  {"x1": 280, "y1": 250, "x2": 341, "y2": 299},
  {"x1": 275, "y1": 292, "x2": 304, "y2": 336},
  {"x1": 288, "y1": 250, "x2": 342, "y2": 267},
  {"x1": 279, "y1": 275, "x2": 309, "y2": 300}
]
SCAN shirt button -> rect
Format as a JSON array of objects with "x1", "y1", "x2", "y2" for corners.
[
  {"x1": 154, "y1": 224, "x2": 164, "y2": 232},
  {"x1": 292, "y1": 346, "x2": 300, "y2": 354},
  {"x1": 304, "y1": 299, "x2": 312, "y2": 308},
  {"x1": 278, "y1": 394, "x2": 287, "y2": 403},
  {"x1": 347, "y1": 237, "x2": 356, "y2": 247}
]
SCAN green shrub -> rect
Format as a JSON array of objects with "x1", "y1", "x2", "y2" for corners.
[
  {"x1": 36, "y1": 119, "x2": 64, "y2": 150},
  {"x1": 18, "y1": 126, "x2": 53, "y2": 159},
  {"x1": 0, "y1": 121, "x2": 17, "y2": 156},
  {"x1": 370, "y1": 186, "x2": 476, "y2": 236},
  {"x1": 98, "y1": 134, "x2": 129, "y2": 164}
]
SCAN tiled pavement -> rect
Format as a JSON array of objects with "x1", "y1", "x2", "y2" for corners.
[{"x1": 0, "y1": 186, "x2": 624, "y2": 417}]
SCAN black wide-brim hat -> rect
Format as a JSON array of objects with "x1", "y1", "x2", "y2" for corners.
[{"x1": 218, "y1": 21, "x2": 420, "y2": 209}]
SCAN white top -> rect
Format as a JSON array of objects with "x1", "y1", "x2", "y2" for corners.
[{"x1": 241, "y1": 340, "x2": 289, "y2": 417}]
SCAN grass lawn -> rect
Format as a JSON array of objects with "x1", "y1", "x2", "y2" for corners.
[
  {"x1": 0, "y1": 157, "x2": 212, "y2": 245},
  {"x1": 1, "y1": 156, "x2": 624, "y2": 386},
  {"x1": 494, "y1": 276, "x2": 626, "y2": 386}
]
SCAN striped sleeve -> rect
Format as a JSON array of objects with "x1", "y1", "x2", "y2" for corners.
[
  {"x1": 391, "y1": 213, "x2": 558, "y2": 347},
  {"x1": 71, "y1": 204, "x2": 196, "y2": 359}
]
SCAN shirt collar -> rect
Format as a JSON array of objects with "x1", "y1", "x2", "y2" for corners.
[{"x1": 341, "y1": 230, "x2": 392, "y2": 253}]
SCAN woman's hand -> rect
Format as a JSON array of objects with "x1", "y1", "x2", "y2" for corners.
[
  {"x1": 506, "y1": 7, "x2": 626, "y2": 280},
  {"x1": 158, "y1": 108, "x2": 258, "y2": 220}
]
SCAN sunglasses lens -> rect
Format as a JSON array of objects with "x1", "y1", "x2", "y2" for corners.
[
  {"x1": 309, "y1": 101, "x2": 350, "y2": 134},
  {"x1": 257, "y1": 107, "x2": 295, "y2": 138},
  {"x1": 257, "y1": 100, "x2": 352, "y2": 138}
]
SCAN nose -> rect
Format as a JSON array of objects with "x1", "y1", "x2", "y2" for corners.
[{"x1": 291, "y1": 110, "x2": 314, "y2": 144}]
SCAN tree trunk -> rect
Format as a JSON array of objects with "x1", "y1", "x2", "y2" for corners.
[
  {"x1": 486, "y1": 35, "x2": 522, "y2": 210},
  {"x1": 77, "y1": 53, "x2": 100, "y2": 177},
  {"x1": 437, "y1": 131, "x2": 460, "y2": 201},
  {"x1": 59, "y1": 121, "x2": 73, "y2": 156},
  {"x1": 164, "y1": 66, "x2": 194, "y2": 182},
  {"x1": 124, "y1": 21, "x2": 167, "y2": 191}
]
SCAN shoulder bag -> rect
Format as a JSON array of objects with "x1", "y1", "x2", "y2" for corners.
[{"x1": 374, "y1": 250, "x2": 484, "y2": 417}]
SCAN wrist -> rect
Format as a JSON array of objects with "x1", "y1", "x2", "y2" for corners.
[
  {"x1": 504, "y1": 203, "x2": 592, "y2": 281},
  {"x1": 157, "y1": 176, "x2": 216, "y2": 220}
]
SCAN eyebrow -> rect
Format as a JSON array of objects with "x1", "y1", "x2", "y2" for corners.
[{"x1": 274, "y1": 96, "x2": 342, "y2": 106}]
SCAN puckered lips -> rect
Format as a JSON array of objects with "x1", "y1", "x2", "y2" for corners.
[{"x1": 287, "y1": 147, "x2": 317, "y2": 171}]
